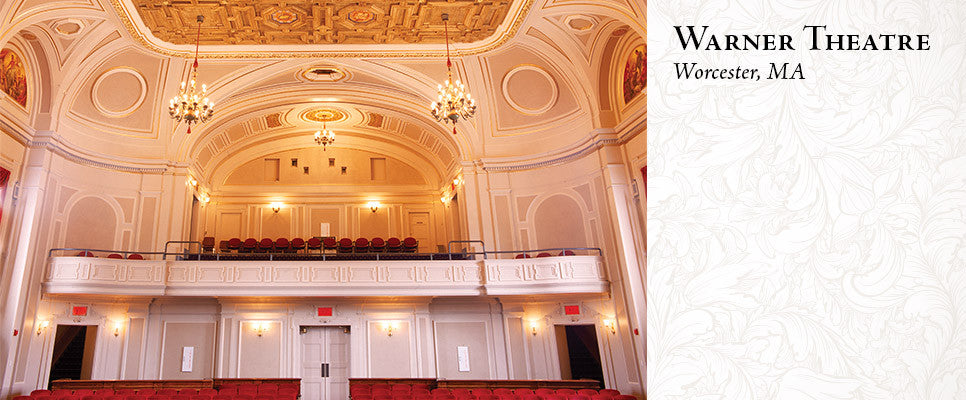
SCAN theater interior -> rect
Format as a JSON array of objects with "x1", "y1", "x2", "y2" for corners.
[{"x1": 0, "y1": 0, "x2": 645, "y2": 399}]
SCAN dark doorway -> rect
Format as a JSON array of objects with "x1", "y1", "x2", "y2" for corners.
[
  {"x1": 554, "y1": 324, "x2": 604, "y2": 383},
  {"x1": 48, "y1": 325, "x2": 97, "y2": 386}
]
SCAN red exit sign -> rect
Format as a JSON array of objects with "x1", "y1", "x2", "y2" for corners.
[
  {"x1": 564, "y1": 305, "x2": 580, "y2": 315},
  {"x1": 72, "y1": 306, "x2": 88, "y2": 316},
  {"x1": 317, "y1": 307, "x2": 333, "y2": 317}
]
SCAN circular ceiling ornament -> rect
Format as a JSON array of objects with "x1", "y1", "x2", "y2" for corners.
[
  {"x1": 271, "y1": 9, "x2": 299, "y2": 24},
  {"x1": 348, "y1": 9, "x2": 376, "y2": 24},
  {"x1": 501, "y1": 65, "x2": 558, "y2": 115},
  {"x1": 91, "y1": 67, "x2": 148, "y2": 117},
  {"x1": 563, "y1": 15, "x2": 597, "y2": 32},
  {"x1": 301, "y1": 108, "x2": 348, "y2": 124},
  {"x1": 298, "y1": 66, "x2": 347, "y2": 82},
  {"x1": 54, "y1": 19, "x2": 84, "y2": 36}
]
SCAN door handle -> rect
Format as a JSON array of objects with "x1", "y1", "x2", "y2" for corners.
[{"x1": 321, "y1": 362, "x2": 329, "y2": 377}]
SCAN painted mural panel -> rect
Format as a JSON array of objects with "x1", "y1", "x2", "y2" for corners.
[
  {"x1": 622, "y1": 44, "x2": 645, "y2": 104},
  {"x1": 0, "y1": 49, "x2": 27, "y2": 107}
]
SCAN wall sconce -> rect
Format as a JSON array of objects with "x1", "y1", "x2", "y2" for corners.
[
  {"x1": 440, "y1": 194, "x2": 449, "y2": 204},
  {"x1": 270, "y1": 202, "x2": 282, "y2": 213},
  {"x1": 602, "y1": 319, "x2": 616, "y2": 334},
  {"x1": 383, "y1": 320, "x2": 398, "y2": 336},
  {"x1": 186, "y1": 177, "x2": 198, "y2": 188},
  {"x1": 113, "y1": 321, "x2": 123, "y2": 337},
  {"x1": 253, "y1": 321, "x2": 270, "y2": 337},
  {"x1": 529, "y1": 321, "x2": 538, "y2": 336},
  {"x1": 199, "y1": 193, "x2": 210, "y2": 204},
  {"x1": 367, "y1": 201, "x2": 380, "y2": 213},
  {"x1": 36, "y1": 320, "x2": 50, "y2": 336}
]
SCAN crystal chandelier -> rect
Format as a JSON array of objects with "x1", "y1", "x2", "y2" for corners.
[
  {"x1": 168, "y1": 15, "x2": 214, "y2": 134},
  {"x1": 314, "y1": 120, "x2": 335, "y2": 150},
  {"x1": 430, "y1": 13, "x2": 476, "y2": 134}
]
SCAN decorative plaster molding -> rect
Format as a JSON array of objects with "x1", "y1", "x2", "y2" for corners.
[{"x1": 108, "y1": 0, "x2": 536, "y2": 59}]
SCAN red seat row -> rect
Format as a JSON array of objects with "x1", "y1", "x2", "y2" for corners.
[
  {"x1": 21, "y1": 386, "x2": 298, "y2": 400},
  {"x1": 210, "y1": 237, "x2": 419, "y2": 254},
  {"x1": 514, "y1": 250, "x2": 576, "y2": 258},
  {"x1": 350, "y1": 386, "x2": 630, "y2": 400},
  {"x1": 76, "y1": 251, "x2": 144, "y2": 259}
]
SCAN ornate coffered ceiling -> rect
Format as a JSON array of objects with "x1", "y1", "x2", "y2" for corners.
[
  {"x1": 131, "y1": 0, "x2": 514, "y2": 45},
  {"x1": 112, "y1": 0, "x2": 532, "y2": 57}
]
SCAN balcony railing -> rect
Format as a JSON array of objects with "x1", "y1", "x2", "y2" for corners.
[{"x1": 43, "y1": 249, "x2": 607, "y2": 297}]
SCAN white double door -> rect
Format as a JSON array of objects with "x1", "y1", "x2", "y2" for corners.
[{"x1": 300, "y1": 326, "x2": 350, "y2": 400}]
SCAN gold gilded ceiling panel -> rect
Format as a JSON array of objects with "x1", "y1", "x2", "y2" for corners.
[{"x1": 131, "y1": 0, "x2": 515, "y2": 45}]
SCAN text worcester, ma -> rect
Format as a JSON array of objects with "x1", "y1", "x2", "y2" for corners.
[{"x1": 672, "y1": 25, "x2": 930, "y2": 80}]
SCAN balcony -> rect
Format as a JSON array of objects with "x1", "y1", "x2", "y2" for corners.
[{"x1": 43, "y1": 254, "x2": 608, "y2": 298}]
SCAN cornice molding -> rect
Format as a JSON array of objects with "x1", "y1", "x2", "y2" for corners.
[
  {"x1": 479, "y1": 129, "x2": 621, "y2": 172},
  {"x1": 25, "y1": 133, "x2": 183, "y2": 174},
  {"x1": 108, "y1": 0, "x2": 535, "y2": 59}
]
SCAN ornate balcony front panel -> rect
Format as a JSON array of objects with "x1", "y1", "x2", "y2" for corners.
[{"x1": 44, "y1": 256, "x2": 607, "y2": 297}]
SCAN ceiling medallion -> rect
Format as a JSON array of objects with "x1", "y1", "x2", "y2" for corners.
[
  {"x1": 271, "y1": 10, "x2": 299, "y2": 24},
  {"x1": 348, "y1": 9, "x2": 376, "y2": 24},
  {"x1": 430, "y1": 13, "x2": 476, "y2": 135},
  {"x1": 302, "y1": 108, "x2": 346, "y2": 124},
  {"x1": 168, "y1": 15, "x2": 214, "y2": 134}
]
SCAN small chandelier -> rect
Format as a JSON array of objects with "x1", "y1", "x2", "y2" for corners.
[
  {"x1": 430, "y1": 13, "x2": 476, "y2": 134},
  {"x1": 314, "y1": 120, "x2": 335, "y2": 150},
  {"x1": 168, "y1": 15, "x2": 214, "y2": 134}
]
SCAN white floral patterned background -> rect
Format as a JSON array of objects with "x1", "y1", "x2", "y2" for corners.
[{"x1": 647, "y1": 1, "x2": 966, "y2": 398}]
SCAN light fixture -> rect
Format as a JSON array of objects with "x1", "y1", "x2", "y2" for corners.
[
  {"x1": 430, "y1": 13, "x2": 476, "y2": 135},
  {"x1": 313, "y1": 119, "x2": 335, "y2": 150},
  {"x1": 37, "y1": 320, "x2": 50, "y2": 336},
  {"x1": 530, "y1": 321, "x2": 538, "y2": 336},
  {"x1": 384, "y1": 321, "x2": 398, "y2": 336},
  {"x1": 168, "y1": 15, "x2": 214, "y2": 134},
  {"x1": 113, "y1": 321, "x2": 123, "y2": 337},
  {"x1": 270, "y1": 202, "x2": 282, "y2": 213},
  {"x1": 602, "y1": 319, "x2": 616, "y2": 334},
  {"x1": 186, "y1": 177, "x2": 198, "y2": 187},
  {"x1": 253, "y1": 321, "x2": 269, "y2": 337},
  {"x1": 199, "y1": 193, "x2": 210, "y2": 204},
  {"x1": 367, "y1": 201, "x2": 380, "y2": 213}
]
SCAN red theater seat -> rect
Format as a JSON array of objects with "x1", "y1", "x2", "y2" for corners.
[
  {"x1": 274, "y1": 238, "x2": 290, "y2": 252},
  {"x1": 211, "y1": 396, "x2": 231, "y2": 400},
  {"x1": 597, "y1": 390, "x2": 619, "y2": 398},
  {"x1": 76, "y1": 251, "x2": 95, "y2": 257},
  {"x1": 402, "y1": 237, "x2": 418, "y2": 252},
  {"x1": 198, "y1": 389, "x2": 218, "y2": 397},
  {"x1": 386, "y1": 237, "x2": 402, "y2": 252},
  {"x1": 307, "y1": 237, "x2": 323, "y2": 252},
  {"x1": 577, "y1": 391, "x2": 597, "y2": 397},
  {"x1": 202, "y1": 236, "x2": 215, "y2": 252},
  {"x1": 355, "y1": 237, "x2": 369, "y2": 253},
  {"x1": 370, "y1": 237, "x2": 386, "y2": 252},
  {"x1": 126, "y1": 396, "x2": 148, "y2": 400},
  {"x1": 471, "y1": 389, "x2": 492, "y2": 397},
  {"x1": 95, "y1": 389, "x2": 115, "y2": 396},
  {"x1": 290, "y1": 237, "x2": 305, "y2": 252},
  {"x1": 107, "y1": 253, "x2": 123, "y2": 259},
  {"x1": 559, "y1": 250, "x2": 576, "y2": 256},
  {"x1": 535, "y1": 389, "x2": 554, "y2": 397},
  {"x1": 32, "y1": 390, "x2": 52, "y2": 397},
  {"x1": 157, "y1": 389, "x2": 177, "y2": 397},
  {"x1": 135, "y1": 389, "x2": 155, "y2": 396},
  {"x1": 611, "y1": 397, "x2": 634, "y2": 400},
  {"x1": 322, "y1": 237, "x2": 337, "y2": 252},
  {"x1": 126, "y1": 253, "x2": 144, "y2": 260},
  {"x1": 513, "y1": 389, "x2": 534, "y2": 396},
  {"x1": 242, "y1": 238, "x2": 257, "y2": 252},
  {"x1": 536, "y1": 252, "x2": 552, "y2": 257},
  {"x1": 554, "y1": 390, "x2": 575, "y2": 396},
  {"x1": 15, "y1": 396, "x2": 32, "y2": 400},
  {"x1": 514, "y1": 253, "x2": 532, "y2": 259},
  {"x1": 257, "y1": 238, "x2": 274, "y2": 252},
  {"x1": 337, "y1": 238, "x2": 353, "y2": 253},
  {"x1": 492, "y1": 389, "x2": 512, "y2": 397},
  {"x1": 228, "y1": 238, "x2": 242, "y2": 251},
  {"x1": 219, "y1": 240, "x2": 229, "y2": 252}
]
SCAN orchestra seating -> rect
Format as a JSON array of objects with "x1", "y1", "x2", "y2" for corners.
[
  {"x1": 348, "y1": 380, "x2": 634, "y2": 400},
  {"x1": 31, "y1": 379, "x2": 300, "y2": 400}
]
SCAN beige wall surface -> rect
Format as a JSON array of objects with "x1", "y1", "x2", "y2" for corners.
[
  {"x1": 160, "y1": 322, "x2": 215, "y2": 380},
  {"x1": 239, "y1": 321, "x2": 281, "y2": 378},
  {"x1": 368, "y1": 321, "x2": 411, "y2": 378},
  {"x1": 434, "y1": 322, "x2": 490, "y2": 379}
]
